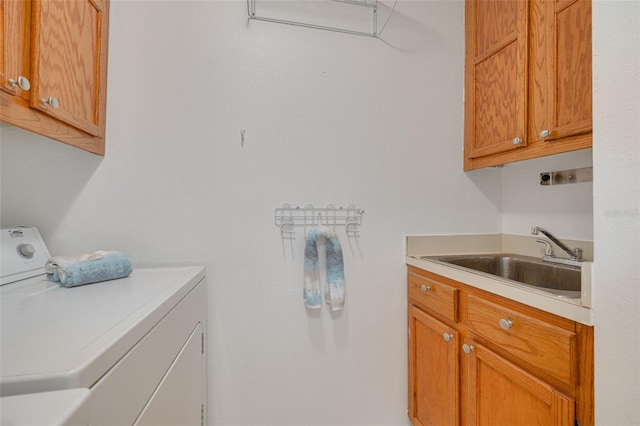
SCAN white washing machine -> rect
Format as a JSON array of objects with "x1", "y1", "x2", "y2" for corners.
[{"x1": 0, "y1": 227, "x2": 208, "y2": 425}]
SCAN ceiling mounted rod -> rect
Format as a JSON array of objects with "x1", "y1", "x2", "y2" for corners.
[
  {"x1": 333, "y1": 0, "x2": 378, "y2": 8},
  {"x1": 246, "y1": 0, "x2": 396, "y2": 38},
  {"x1": 248, "y1": 15, "x2": 378, "y2": 38}
]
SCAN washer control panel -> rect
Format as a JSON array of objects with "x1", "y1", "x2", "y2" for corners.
[{"x1": 1, "y1": 226, "x2": 51, "y2": 285}]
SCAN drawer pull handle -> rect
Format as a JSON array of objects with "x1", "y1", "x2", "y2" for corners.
[
  {"x1": 499, "y1": 318, "x2": 514, "y2": 330},
  {"x1": 443, "y1": 333, "x2": 453, "y2": 342},
  {"x1": 462, "y1": 343, "x2": 475, "y2": 354},
  {"x1": 420, "y1": 284, "x2": 430, "y2": 293},
  {"x1": 512, "y1": 137, "x2": 523, "y2": 146}
]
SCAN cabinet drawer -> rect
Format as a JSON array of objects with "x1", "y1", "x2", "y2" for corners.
[
  {"x1": 465, "y1": 295, "x2": 577, "y2": 387},
  {"x1": 408, "y1": 273, "x2": 458, "y2": 322}
]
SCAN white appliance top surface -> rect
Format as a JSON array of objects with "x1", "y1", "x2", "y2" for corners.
[
  {"x1": 0, "y1": 266, "x2": 205, "y2": 397},
  {"x1": 1, "y1": 388, "x2": 91, "y2": 426}
]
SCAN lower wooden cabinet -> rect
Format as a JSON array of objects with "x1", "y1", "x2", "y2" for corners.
[
  {"x1": 408, "y1": 306, "x2": 459, "y2": 426},
  {"x1": 407, "y1": 266, "x2": 593, "y2": 426},
  {"x1": 464, "y1": 340, "x2": 575, "y2": 426}
]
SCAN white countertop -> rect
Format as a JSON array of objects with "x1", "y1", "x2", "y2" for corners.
[{"x1": 406, "y1": 234, "x2": 594, "y2": 325}]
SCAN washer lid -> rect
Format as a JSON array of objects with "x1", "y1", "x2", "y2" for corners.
[
  {"x1": 0, "y1": 266, "x2": 205, "y2": 397},
  {"x1": 1, "y1": 389, "x2": 91, "y2": 426}
]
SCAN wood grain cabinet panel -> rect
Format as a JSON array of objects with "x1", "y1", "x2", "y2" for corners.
[
  {"x1": 31, "y1": 0, "x2": 106, "y2": 138},
  {"x1": 0, "y1": 0, "x2": 109, "y2": 155},
  {"x1": 463, "y1": 341, "x2": 575, "y2": 426},
  {"x1": 465, "y1": 294, "x2": 577, "y2": 389},
  {"x1": 408, "y1": 272, "x2": 458, "y2": 322},
  {"x1": 407, "y1": 266, "x2": 593, "y2": 426},
  {"x1": 408, "y1": 306, "x2": 459, "y2": 426},
  {"x1": 530, "y1": 0, "x2": 592, "y2": 143},
  {"x1": 0, "y1": 0, "x2": 30, "y2": 99},
  {"x1": 465, "y1": 0, "x2": 528, "y2": 160},
  {"x1": 464, "y1": 0, "x2": 592, "y2": 170}
]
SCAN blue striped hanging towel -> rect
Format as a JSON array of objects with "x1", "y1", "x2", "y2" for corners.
[{"x1": 303, "y1": 226, "x2": 345, "y2": 311}]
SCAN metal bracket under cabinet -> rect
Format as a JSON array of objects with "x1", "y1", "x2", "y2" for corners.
[{"x1": 540, "y1": 167, "x2": 593, "y2": 186}]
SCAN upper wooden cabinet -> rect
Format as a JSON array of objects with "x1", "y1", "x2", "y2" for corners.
[
  {"x1": 464, "y1": 0, "x2": 592, "y2": 170},
  {"x1": 0, "y1": 0, "x2": 109, "y2": 155},
  {"x1": 0, "y1": 0, "x2": 30, "y2": 100},
  {"x1": 464, "y1": 0, "x2": 529, "y2": 161}
]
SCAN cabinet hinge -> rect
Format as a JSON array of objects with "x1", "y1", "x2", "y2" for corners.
[
  {"x1": 201, "y1": 332, "x2": 205, "y2": 354},
  {"x1": 201, "y1": 404, "x2": 205, "y2": 426},
  {"x1": 574, "y1": 418, "x2": 581, "y2": 426}
]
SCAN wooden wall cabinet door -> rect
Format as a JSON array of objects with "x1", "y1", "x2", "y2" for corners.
[
  {"x1": 462, "y1": 340, "x2": 575, "y2": 426},
  {"x1": 0, "y1": 0, "x2": 30, "y2": 99},
  {"x1": 530, "y1": 0, "x2": 592, "y2": 144},
  {"x1": 464, "y1": 0, "x2": 592, "y2": 170},
  {"x1": 30, "y1": 0, "x2": 107, "y2": 138},
  {"x1": 0, "y1": 0, "x2": 109, "y2": 155},
  {"x1": 464, "y1": 0, "x2": 529, "y2": 163},
  {"x1": 408, "y1": 306, "x2": 459, "y2": 426}
]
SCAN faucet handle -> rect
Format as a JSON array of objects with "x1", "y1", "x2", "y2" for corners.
[{"x1": 536, "y1": 239, "x2": 554, "y2": 256}]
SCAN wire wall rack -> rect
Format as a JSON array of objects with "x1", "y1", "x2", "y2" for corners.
[
  {"x1": 275, "y1": 204, "x2": 365, "y2": 239},
  {"x1": 247, "y1": 0, "x2": 397, "y2": 38}
]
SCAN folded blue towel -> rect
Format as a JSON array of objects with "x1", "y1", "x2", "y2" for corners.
[
  {"x1": 45, "y1": 250, "x2": 133, "y2": 287},
  {"x1": 303, "y1": 226, "x2": 345, "y2": 311}
]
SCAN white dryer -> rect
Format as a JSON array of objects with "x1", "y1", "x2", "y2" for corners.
[{"x1": 0, "y1": 227, "x2": 208, "y2": 426}]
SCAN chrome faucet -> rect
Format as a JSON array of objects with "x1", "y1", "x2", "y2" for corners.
[{"x1": 531, "y1": 227, "x2": 583, "y2": 266}]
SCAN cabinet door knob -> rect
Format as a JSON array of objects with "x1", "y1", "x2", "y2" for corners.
[
  {"x1": 539, "y1": 129, "x2": 551, "y2": 139},
  {"x1": 41, "y1": 96, "x2": 60, "y2": 109},
  {"x1": 512, "y1": 137, "x2": 523, "y2": 146},
  {"x1": 443, "y1": 333, "x2": 454, "y2": 342},
  {"x1": 499, "y1": 318, "x2": 514, "y2": 330},
  {"x1": 420, "y1": 284, "x2": 430, "y2": 293},
  {"x1": 8, "y1": 76, "x2": 31, "y2": 91},
  {"x1": 462, "y1": 343, "x2": 475, "y2": 354}
]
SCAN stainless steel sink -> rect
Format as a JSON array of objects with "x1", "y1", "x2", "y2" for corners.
[{"x1": 421, "y1": 254, "x2": 581, "y2": 298}]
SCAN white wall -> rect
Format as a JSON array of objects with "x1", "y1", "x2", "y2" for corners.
[
  {"x1": 592, "y1": 1, "x2": 640, "y2": 423},
  {"x1": 501, "y1": 149, "x2": 594, "y2": 241},
  {"x1": 3, "y1": 0, "x2": 637, "y2": 424},
  {"x1": 0, "y1": 1, "x2": 501, "y2": 424}
]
